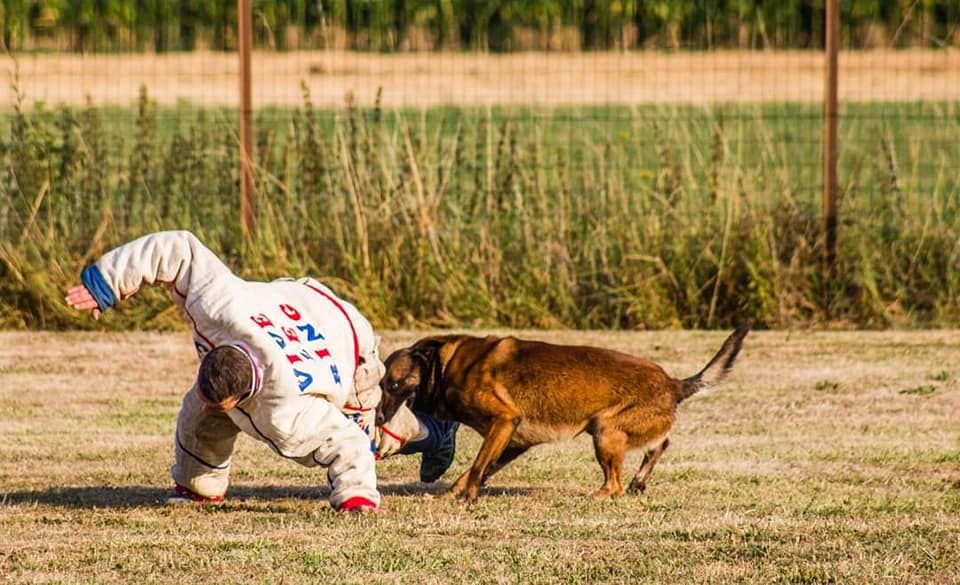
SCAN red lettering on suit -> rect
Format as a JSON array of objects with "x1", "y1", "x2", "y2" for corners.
[
  {"x1": 279, "y1": 304, "x2": 302, "y2": 321},
  {"x1": 282, "y1": 326, "x2": 300, "y2": 342},
  {"x1": 250, "y1": 314, "x2": 273, "y2": 328}
]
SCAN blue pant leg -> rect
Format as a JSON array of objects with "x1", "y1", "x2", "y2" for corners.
[{"x1": 399, "y1": 412, "x2": 460, "y2": 455}]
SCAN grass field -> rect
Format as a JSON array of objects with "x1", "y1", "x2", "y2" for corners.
[{"x1": 1, "y1": 330, "x2": 958, "y2": 583}]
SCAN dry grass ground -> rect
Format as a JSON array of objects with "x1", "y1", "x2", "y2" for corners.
[
  {"x1": 4, "y1": 49, "x2": 960, "y2": 108},
  {"x1": 1, "y1": 330, "x2": 959, "y2": 584}
]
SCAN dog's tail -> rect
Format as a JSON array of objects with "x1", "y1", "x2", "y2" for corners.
[{"x1": 676, "y1": 325, "x2": 749, "y2": 403}]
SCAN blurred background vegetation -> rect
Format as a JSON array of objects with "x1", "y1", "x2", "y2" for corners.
[
  {"x1": 0, "y1": 0, "x2": 957, "y2": 53},
  {"x1": 0, "y1": 2, "x2": 958, "y2": 331},
  {"x1": 2, "y1": 91, "x2": 958, "y2": 331}
]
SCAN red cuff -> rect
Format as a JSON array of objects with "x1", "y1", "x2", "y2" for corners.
[
  {"x1": 337, "y1": 496, "x2": 378, "y2": 512},
  {"x1": 174, "y1": 483, "x2": 225, "y2": 504}
]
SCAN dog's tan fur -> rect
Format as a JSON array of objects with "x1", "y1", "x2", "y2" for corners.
[{"x1": 377, "y1": 327, "x2": 748, "y2": 502}]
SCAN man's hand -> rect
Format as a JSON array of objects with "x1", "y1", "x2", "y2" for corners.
[
  {"x1": 374, "y1": 424, "x2": 407, "y2": 460},
  {"x1": 374, "y1": 404, "x2": 424, "y2": 460},
  {"x1": 65, "y1": 284, "x2": 102, "y2": 320}
]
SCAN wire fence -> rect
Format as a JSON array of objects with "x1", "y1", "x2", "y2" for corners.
[{"x1": 0, "y1": 1, "x2": 959, "y2": 330}]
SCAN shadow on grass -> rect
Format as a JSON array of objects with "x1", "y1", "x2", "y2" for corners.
[{"x1": 0, "y1": 482, "x2": 539, "y2": 509}]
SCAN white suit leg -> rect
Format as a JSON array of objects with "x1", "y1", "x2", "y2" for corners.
[
  {"x1": 296, "y1": 401, "x2": 381, "y2": 509},
  {"x1": 171, "y1": 386, "x2": 240, "y2": 498}
]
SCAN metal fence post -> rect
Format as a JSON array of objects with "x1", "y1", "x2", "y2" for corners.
[
  {"x1": 238, "y1": 0, "x2": 256, "y2": 242},
  {"x1": 823, "y1": 0, "x2": 839, "y2": 282}
]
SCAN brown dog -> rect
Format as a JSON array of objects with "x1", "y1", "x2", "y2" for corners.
[{"x1": 376, "y1": 327, "x2": 748, "y2": 502}]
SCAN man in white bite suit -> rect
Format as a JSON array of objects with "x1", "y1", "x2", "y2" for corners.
[{"x1": 65, "y1": 230, "x2": 439, "y2": 513}]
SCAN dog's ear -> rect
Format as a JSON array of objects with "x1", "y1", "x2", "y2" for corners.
[
  {"x1": 409, "y1": 338, "x2": 444, "y2": 363},
  {"x1": 409, "y1": 338, "x2": 446, "y2": 409}
]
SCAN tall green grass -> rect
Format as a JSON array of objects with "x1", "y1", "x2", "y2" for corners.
[{"x1": 1, "y1": 88, "x2": 959, "y2": 330}]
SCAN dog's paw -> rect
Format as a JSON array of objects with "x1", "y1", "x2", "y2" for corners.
[
  {"x1": 441, "y1": 485, "x2": 463, "y2": 500},
  {"x1": 591, "y1": 486, "x2": 625, "y2": 499},
  {"x1": 445, "y1": 475, "x2": 470, "y2": 499},
  {"x1": 459, "y1": 486, "x2": 479, "y2": 503},
  {"x1": 442, "y1": 483, "x2": 479, "y2": 503}
]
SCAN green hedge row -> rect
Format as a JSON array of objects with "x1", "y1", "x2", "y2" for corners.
[{"x1": 2, "y1": 1, "x2": 958, "y2": 52}]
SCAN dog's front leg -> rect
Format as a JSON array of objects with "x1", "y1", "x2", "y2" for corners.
[
  {"x1": 480, "y1": 444, "x2": 530, "y2": 486},
  {"x1": 446, "y1": 416, "x2": 521, "y2": 502}
]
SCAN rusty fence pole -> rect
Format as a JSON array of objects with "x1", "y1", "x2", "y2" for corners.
[
  {"x1": 238, "y1": 0, "x2": 256, "y2": 242},
  {"x1": 823, "y1": 0, "x2": 839, "y2": 285}
]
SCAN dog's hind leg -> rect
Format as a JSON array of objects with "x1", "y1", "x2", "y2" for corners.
[
  {"x1": 591, "y1": 428, "x2": 628, "y2": 498},
  {"x1": 627, "y1": 437, "x2": 670, "y2": 494},
  {"x1": 480, "y1": 445, "x2": 530, "y2": 486},
  {"x1": 446, "y1": 415, "x2": 521, "y2": 502}
]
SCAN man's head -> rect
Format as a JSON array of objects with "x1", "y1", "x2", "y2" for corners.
[{"x1": 197, "y1": 345, "x2": 255, "y2": 411}]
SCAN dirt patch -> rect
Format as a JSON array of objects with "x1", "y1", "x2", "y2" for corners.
[{"x1": 4, "y1": 49, "x2": 959, "y2": 108}]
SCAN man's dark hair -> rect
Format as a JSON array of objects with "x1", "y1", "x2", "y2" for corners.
[{"x1": 197, "y1": 346, "x2": 253, "y2": 405}]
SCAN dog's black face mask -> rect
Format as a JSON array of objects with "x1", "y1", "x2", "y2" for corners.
[
  {"x1": 376, "y1": 348, "x2": 425, "y2": 426},
  {"x1": 376, "y1": 340, "x2": 444, "y2": 426}
]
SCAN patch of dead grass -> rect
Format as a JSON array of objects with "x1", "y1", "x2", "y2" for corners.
[
  {"x1": 3, "y1": 49, "x2": 959, "y2": 108},
  {"x1": 1, "y1": 330, "x2": 958, "y2": 583}
]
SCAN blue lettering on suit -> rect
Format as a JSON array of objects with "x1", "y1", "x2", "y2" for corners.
[
  {"x1": 268, "y1": 331, "x2": 286, "y2": 349},
  {"x1": 294, "y1": 369, "x2": 314, "y2": 391},
  {"x1": 330, "y1": 364, "x2": 341, "y2": 385},
  {"x1": 296, "y1": 323, "x2": 324, "y2": 342}
]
